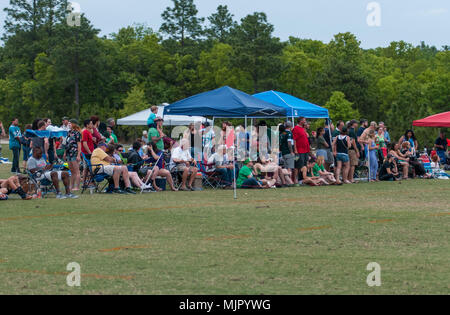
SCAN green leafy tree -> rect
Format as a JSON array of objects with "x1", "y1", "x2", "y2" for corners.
[
  {"x1": 230, "y1": 12, "x2": 283, "y2": 93},
  {"x1": 325, "y1": 91, "x2": 360, "y2": 123},
  {"x1": 160, "y1": 0, "x2": 204, "y2": 48},
  {"x1": 206, "y1": 5, "x2": 235, "y2": 43}
]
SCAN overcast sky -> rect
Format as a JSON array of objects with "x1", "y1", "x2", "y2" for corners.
[{"x1": 0, "y1": 0, "x2": 449, "y2": 48}]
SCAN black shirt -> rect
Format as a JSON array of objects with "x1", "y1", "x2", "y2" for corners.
[
  {"x1": 435, "y1": 137, "x2": 447, "y2": 151},
  {"x1": 127, "y1": 151, "x2": 143, "y2": 172},
  {"x1": 379, "y1": 161, "x2": 394, "y2": 178}
]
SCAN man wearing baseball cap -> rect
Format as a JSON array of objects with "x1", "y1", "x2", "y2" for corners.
[{"x1": 90, "y1": 143, "x2": 136, "y2": 194}]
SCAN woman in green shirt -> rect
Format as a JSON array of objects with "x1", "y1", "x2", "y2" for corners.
[{"x1": 313, "y1": 156, "x2": 337, "y2": 184}]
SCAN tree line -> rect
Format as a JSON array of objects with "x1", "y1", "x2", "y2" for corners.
[{"x1": 0, "y1": 0, "x2": 448, "y2": 146}]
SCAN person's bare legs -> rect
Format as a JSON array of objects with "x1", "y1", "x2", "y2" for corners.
[
  {"x1": 129, "y1": 172, "x2": 145, "y2": 188},
  {"x1": 188, "y1": 167, "x2": 198, "y2": 188},
  {"x1": 150, "y1": 166, "x2": 161, "y2": 191},
  {"x1": 61, "y1": 172, "x2": 71, "y2": 194},
  {"x1": 349, "y1": 165, "x2": 356, "y2": 183},
  {"x1": 181, "y1": 168, "x2": 189, "y2": 189},
  {"x1": 293, "y1": 168, "x2": 300, "y2": 184},
  {"x1": 343, "y1": 162, "x2": 350, "y2": 183},
  {"x1": 120, "y1": 166, "x2": 131, "y2": 188},
  {"x1": 50, "y1": 172, "x2": 61, "y2": 194},
  {"x1": 402, "y1": 163, "x2": 409, "y2": 179},
  {"x1": 69, "y1": 161, "x2": 80, "y2": 190},
  {"x1": 155, "y1": 169, "x2": 176, "y2": 191},
  {"x1": 112, "y1": 168, "x2": 121, "y2": 189},
  {"x1": 335, "y1": 161, "x2": 342, "y2": 184}
]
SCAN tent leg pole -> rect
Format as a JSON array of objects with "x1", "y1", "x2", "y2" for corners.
[{"x1": 233, "y1": 146, "x2": 237, "y2": 200}]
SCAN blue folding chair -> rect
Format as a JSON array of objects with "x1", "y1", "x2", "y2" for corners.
[{"x1": 81, "y1": 153, "x2": 112, "y2": 194}]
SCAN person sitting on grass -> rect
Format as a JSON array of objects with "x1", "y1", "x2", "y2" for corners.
[
  {"x1": 379, "y1": 154, "x2": 400, "y2": 181},
  {"x1": 299, "y1": 157, "x2": 329, "y2": 186},
  {"x1": 170, "y1": 138, "x2": 198, "y2": 191},
  {"x1": 90, "y1": 143, "x2": 136, "y2": 194},
  {"x1": 313, "y1": 156, "x2": 336, "y2": 184},
  {"x1": 236, "y1": 158, "x2": 275, "y2": 189},
  {"x1": 27, "y1": 147, "x2": 78, "y2": 199},
  {"x1": 253, "y1": 155, "x2": 291, "y2": 187},
  {"x1": 0, "y1": 175, "x2": 33, "y2": 200}
]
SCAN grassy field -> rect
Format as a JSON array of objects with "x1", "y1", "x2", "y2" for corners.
[{"x1": 0, "y1": 147, "x2": 449, "y2": 294}]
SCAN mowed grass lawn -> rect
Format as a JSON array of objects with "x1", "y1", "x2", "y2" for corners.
[{"x1": 0, "y1": 147, "x2": 449, "y2": 294}]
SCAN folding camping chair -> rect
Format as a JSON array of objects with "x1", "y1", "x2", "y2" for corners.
[
  {"x1": 197, "y1": 159, "x2": 223, "y2": 189},
  {"x1": 24, "y1": 168, "x2": 57, "y2": 198},
  {"x1": 81, "y1": 153, "x2": 112, "y2": 194}
]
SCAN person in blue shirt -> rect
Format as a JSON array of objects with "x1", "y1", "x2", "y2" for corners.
[{"x1": 9, "y1": 118, "x2": 22, "y2": 173}]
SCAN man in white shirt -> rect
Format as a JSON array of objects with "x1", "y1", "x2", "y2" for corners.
[
  {"x1": 207, "y1": 145, "x2": 233, "y2": 187},
  {"x1": 170, "y1": 138, "x2": 198, "y2": 191}
]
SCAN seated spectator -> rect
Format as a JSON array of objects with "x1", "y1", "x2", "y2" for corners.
[
  {"x1": 299, "y1": 158, "x2": 328, "y2": 186},
  {"x1": 430, "y1": 154, "x2": 450, "y2": 178},
  {"x1": 147, "y1": 142, "x2": 178, "y2": 191},
  {"x1": 388, "y1": 143, "x2": 409, "y2": 180},
  {"x1": 379, "y1": 154, "x2": 400, "y2": 181},
  {"x1": 91, "y1": 143, "x2": 136, "y2": 194},
  {"x1": 253, "y1": 156, "x2": 291, "y2": 187},
  {"x1": 236, "y1": 159, "x2": 275, "y2": 189},
  {"x1": 27, "y1": 147, "x2": 78, "y2": 199},
  {"x1": 207, "y1": 145, "x2": 234, "y2": 188},
  {"x1": 313, "y1": 156, "x2": 336, "y2": 184},
  {"x1": 0, "y1": 175, "x2": 32, "y2": 200},
  {"x1": 169, "y1": 138, "x2": 198, "y2": 191}
]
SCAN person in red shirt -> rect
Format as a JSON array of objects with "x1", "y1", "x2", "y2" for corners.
[
  {"x1": 292, "y1": 117, "x2": 310, "y2": 184},
  {"x1": 90, "y1": 115, "x2": 105, "y2": 147},
  {"x1": 81, "y1": 119, "x2": 94, "y2": 157}
]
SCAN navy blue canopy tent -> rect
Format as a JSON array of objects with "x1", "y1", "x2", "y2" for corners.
[
  {"x1": 253, "y1": 90, "x2": 329, "y2": 119},
  {"x1": 163, "y1": 86, "x2": 287, "y2": 118}
]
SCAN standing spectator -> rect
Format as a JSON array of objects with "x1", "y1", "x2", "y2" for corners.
[
  {"x1": 398, "y1": 130, "x2": 418, "y2": 155},
  {"x1": 0, "y1": 121, "x2": 6, "y2": 158},
  {"x1": 332, "y1": 120, "x2": 344, "y2": 139},
  {"x1": 379, "y1": 122, "x2": 390, "y2": 145},
  {"x1": 279, "y1": 124, "x2": 294, "y2": 181},
  {"x1": 30, "y1": 120, "x2": 49, "y2": 160},
  {"x1": 292, "y1": 117, "x2": 310, "y2": 185},
  {"x1": 21, "y1": 124, "x2": 32, "y2": 170},
  {"x1": 375, "y1": 126, "x2": 387, "y2": 161},
  {"x1": 81, "y1": 119, "x2": 95, "y2": 187},
  {"x1": 368, "y1": 129, "x2": 379, "y2": 182},
  {"x1": 142, "y1": 130, "x2": 148, "y2": 144},
  {"x1": 90, "y1": 115, "x2": 105, "y2": 147},
  {"x1": 323, "y1": 120, "x2": 334, "y2": 171},
  {"x1": 61, "y1": 117, "x2": 70, "y2": 131},
  {"x1": 332, "y1": 127, "x2": 352, "y2": 184},
  {"x1": 347, "y1": 120, "x2": 360, "y2": 183},
  {"x1": 202, "y1": 122, "x2": 216, "y2": 160},
  {"x1": 43, "y1": 118, "x2": 58, "y2": 163},
  {"x1": 357, "y1": 119, "x2": 368, "y2": 160},
  {"x1": 64, "y1": 119, "x2": 82, "y2": 191},
  {"x1": 148, "y1": 117, "x2": 165, "y2": 152},
  {"x1": 434, "y1": 131, "x2": 447, "y2": 164},
  {"x1": 9, "y1": 118, "x2": 22, "y2": 173},
  {"x1": 106, "y1": 126, "x2": 118, "y2": 144}
]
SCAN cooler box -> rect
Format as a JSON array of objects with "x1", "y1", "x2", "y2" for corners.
[{"x1": 155, "y1": 177, "x2": 167, "y2": 191}]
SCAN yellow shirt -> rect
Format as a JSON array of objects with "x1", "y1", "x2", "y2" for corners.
[{"x1": 90, "y1": 148, "x2": 111, "y2": 170}]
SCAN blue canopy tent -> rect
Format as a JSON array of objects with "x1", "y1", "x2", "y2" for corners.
[
  {"x1": 25, "y1": 129, "x2": 68, "y2": 139},
  {"x1": 163, "y1": 86, "x2": 287, "y2": 118},
  {"x1": 164, "y1": 86, "x2": 288, "y2": 200},
  {"x1": 252, "y1": 90, "x2": 329, "y2": 119}
]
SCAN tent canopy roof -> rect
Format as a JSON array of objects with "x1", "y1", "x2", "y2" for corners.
[
  {"x1": 163, "y1": 86, "x2": 287, "y2": 118},
  {"x1": 117, "y1": 106, "x2": 210, "y2": 126},
  {"x1": 253, "y1": 90, "x2": 329, "y2": 119},
  {"x1": 413, "y1": 111, "x2": 450, "y2": 128}
]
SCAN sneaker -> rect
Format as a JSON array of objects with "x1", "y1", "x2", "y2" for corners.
[
  {"x1": 124, "y1": 187, "x2": 136, "y2": 194},
  {"x1": 112, "y1": 188, "x2": 126, "y2": 194},
  {"x1": 56, "y1": 193, "x2": 67, "y2": 199},
  {"x1": 65, "y1": 193, "x2": 79, "y2": 199}
]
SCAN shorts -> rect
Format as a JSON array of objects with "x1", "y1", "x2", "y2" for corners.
[
  {"x1": 175, "y1": 164, "x2": 196, "y2": 174},
  {"x1": 37, "y1": 171, "x2": 63, "y2": 181},
  {"x1": 348, "y1": 150, "x2": 359, "y2": 167},
  {"x1": 102, "y1": 165, "x2": 117, "y2": 176},
  {"x1": 67, "y1": 156, "x2": 79, "y2": 162},
  {"x1": 336, "y1": 153, "x2": 349, "y2": 163},
  {"x1": 325, "y1": 149, "x2": 334, "y2": 164},
  {"x1": 283, "y1": 154, "x2": 295, "y2": 169},
  {"x1": 295, "y1": 153, "x2": 309, "y2": 169}
]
